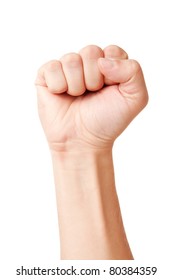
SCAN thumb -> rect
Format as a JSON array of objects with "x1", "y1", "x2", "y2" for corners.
[{"x1": 98, "y1": 58, "x2": 148, "y2": 110}]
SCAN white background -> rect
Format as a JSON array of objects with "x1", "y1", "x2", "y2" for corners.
[{"x1": 0, "y1": 0, "x2": 172, "y2": 279}]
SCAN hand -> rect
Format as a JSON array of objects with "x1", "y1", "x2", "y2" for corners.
[{"x1": 35, "y1": 45, "x2": 148, "y2": 152}]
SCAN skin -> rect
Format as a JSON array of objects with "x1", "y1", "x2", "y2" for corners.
[{"x1": 35, "y1": 45, "x2": 148, "y2": 259}]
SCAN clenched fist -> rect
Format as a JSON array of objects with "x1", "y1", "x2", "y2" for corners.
[{"x1": 35, "y1": 45, "x2": 148, "y2": 152}]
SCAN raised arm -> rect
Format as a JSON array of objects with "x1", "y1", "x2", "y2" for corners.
[{"x1": 35, "y1": 45, "x2": 148, "y2": 259}]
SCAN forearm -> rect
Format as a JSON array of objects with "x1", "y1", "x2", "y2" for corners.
[{"x1": 51, "y1": 149, "x2": 133, "y2": 260}]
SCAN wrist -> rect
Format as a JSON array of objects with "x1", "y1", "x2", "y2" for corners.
[{"x1": 50, "y1": 147, "x2": 113, "y2": 172}]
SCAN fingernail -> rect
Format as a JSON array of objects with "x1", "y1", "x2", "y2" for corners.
[{"x1": 99, "y1": 58, "x2": 115, "y2": 69}]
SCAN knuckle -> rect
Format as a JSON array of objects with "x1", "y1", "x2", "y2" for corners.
[
  {"x1": 37, "y1": 64, "x2": 44, "y2": 76},
  {"x1": 104, "y1": 45, "x2": 128, "y2": 59},
  {"x1": 61, "y1": 53, "x2": 81, "y2": 67},
  {"x1": 35, "y1": 65, "x2": 46, "y2": 86},
  {"x1": 46, "y1": 60, "x2": 60, "y2": 72},
  {"x1": 130, "y1": 59, "x2": 142, "y2": 73},
  {"x1": 79, "y1": 45, "x2": 103, "y2": 59}
]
